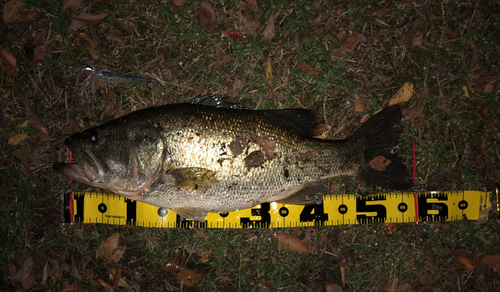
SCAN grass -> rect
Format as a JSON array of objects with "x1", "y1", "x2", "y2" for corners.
[{"x1": 1, "y1": 0, "x2": 499, "y2": 291}]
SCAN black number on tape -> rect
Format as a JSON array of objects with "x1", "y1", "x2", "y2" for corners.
[
  {"x1": 300, "y1": 202, "x2": 328, "y2": 225},
  {"x1": 418, "y1": 193, "x2": 448, "y2": 221},
  {"x1": 356, "y1": 196, "x2": 387, "y2": 223},
  {"x1": 240, "y1": 203, "x2": 271, "y2": 228}
]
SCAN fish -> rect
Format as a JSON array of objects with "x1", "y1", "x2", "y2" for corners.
[{"x1": 53, "y1": 94, "x2": 413, "y2": 221}]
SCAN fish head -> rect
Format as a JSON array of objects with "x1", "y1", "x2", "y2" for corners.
[{"x1": 54, "y1": 123, "x2": 165, "y2": 198}]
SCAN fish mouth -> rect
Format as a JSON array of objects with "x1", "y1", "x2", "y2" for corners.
[{"x1": 53, "y1": 148, "x2": 105, "y2": 184}]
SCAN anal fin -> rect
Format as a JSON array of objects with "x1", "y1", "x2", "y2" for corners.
[
  {"x1": 173, "y1": 207, "x2": 208, "y2": 222},
  {"x1": 276, "y1": 182, "x2": 328, "y2": 205}
]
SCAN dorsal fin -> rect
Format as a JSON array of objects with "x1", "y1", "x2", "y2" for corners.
[
  {"x1": 189, "y1": 94, "x2": 245, "y2": 109},
  {"x1": 261, "y1": 109, "x2": 323, "y2": 138}
]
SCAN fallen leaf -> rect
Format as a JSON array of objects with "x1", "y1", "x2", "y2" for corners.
[
  {"x1": 365, "y1": 6, "x2": 392, "y2": 16},
  {"x1": 261, "y1": 11, "x2": 275, "y2": 43},
  {"x1": 465, "y1": 39, "x2": 477, "y2": 70},
  {"x1": 353, "y1": 98, "x2": 371, "y2": 112},
  {"x1": 228, "y1": 9, "x2": 259, "y2": 36},
  {"x1": 176, "y1": 269, "x2": 202, "y2": 286},
  {"x1": 62, "y1": 0, "x2": 86, "y2": 11},
  {"x1": 67, "y1": 18, "x2": 87, "y2": 31},
  {"x1": 41, "y1": 262, "x2": 48, "y2": 285},
  {"x1": 388, "y1": 276, "x2": 398, "y2": 292},
  {"x1": 15, "y1": 257, "x2": 33, "y2": 282},
  {"x1": 170, "y1": 0, "x2": 184, "y2": 13},
  {"x1": 208, "y1": 57, "x2": 233, "y2": 72},
  {"x1": 123, "y1": 11, "x2": 141, "y2": 35},
  {"x1": 257, "y1": 139, "x2": 275, "y2": 159},
  {"x1": 479, "y1": 100, "x2": 489, "y2": 118},
  {"x1": 96, "y1": 277, "x2": 113, "y2": 292},
  {"x1": 330, "y1": 33, "x2": 366, "y2": 61},
  {"x1": 264, "y1": 60, "x2": 273, "y2": 87},
  {"x1": 197, "y1": 249, "x2": 211, "y2": 263},
  {"x1": 8, "y1": 133, "x2": 28, "y2": 145},
  {"x1": 296, "y1": 63, "x2": 325, "y2": 77},
  {"x1": 108, "y1": 246, "x2": 126, "y2": 263},
  {"x1": 274, "y1": 232, "x2": 308, "y2": 253},
  {"x1": 482, "y1": 254, "x2": 500, "y2": 268},
  {"x1": 96, "y1": 233, "x2": 121, "y2": 262},
  {"x1": 457, "y1": 256, "x2": 479, "y2": 271},
  {"x1": 106, "y1": 30, "x2": 125, "y2": 46},
  {"x1": 409, "y1": 31, "x2": 423, "y2": 50},
  {"x1": 438, "y1": 26, "x2": 459, "y2": 39},
  {"x1": 199, "y1": 1, "x2": 216, "y2": 33},
  {"x1": 80, "y1": 32, "x2": 97, "y2": 49},
  {"x1": 419, "y1": 273, "x2": 435, "y2": 285},
  {"x1": 223, "y1": 29, "x2": 240, "y2": 39},
  {"x1": 387, "y1": 82, "x2": 413, "y2": 106},
  {"x1": 1, "y1": 49, "x2": 19, "y2": 71},
  {"x1": 383, "y1": 223, "x2": 397, "y2": 234},
  {"x1": 73, "y1": 13, "x2": 108, "y2": 24},
  {"x1": 33, "y1": 42, "x2": 56, "y2": 64},
  {"x1": 162, "y1": 258, "x2": 182, "y2": 275},
  {"x1": 17, "y1": 10, "x2": 39, "y2": 21},
  {"x1": 3, "y1": 0, "x2": 25, "y2": 23},
  {"x1": 240, "y1": 0, "x2": 258, "y2": 13},
  {"x1": 110, "y1": 264, "x2": 122, "y2": 289},
  {"x1": 403, "y1": 89, "x2": 427, "y2": 121},
  {"x1": 228, "y1": 79, "x2": 243, "y2": 97},
  {"x1": 368, "y1": 155, "x2": 391, "y2": 171},
  {"x1": 296, "y1": 150, "x2": 320, "y2": 162},
  {"x1": 313, "y1": 1, "x2": 321, "y2": 9}
]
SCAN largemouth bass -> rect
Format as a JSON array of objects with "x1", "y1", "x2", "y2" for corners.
[{"x1": 54, "y1": 94, "x2": 413, "y2": 221}]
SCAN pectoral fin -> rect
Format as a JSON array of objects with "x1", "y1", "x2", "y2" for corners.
[
  {"x1": 276, "y1": 182, "x2": 328, "y2": 205},
  {"x1": 173, "y1": 207, "x2": 208, "y2": 222},
  {"x1": 168, "y1": 167, "x2": 217, "y2": 190}
]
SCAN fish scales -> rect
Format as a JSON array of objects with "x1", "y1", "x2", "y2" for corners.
[
  {"x1": 54, "y1": 95, "x2": 413, "y2": 221},
  {"x1": 141, "y1": 103, "x2": 359, "y2": 213}
]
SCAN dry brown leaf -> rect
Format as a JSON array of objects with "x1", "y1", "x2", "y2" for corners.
[
  {"x1": 257, "y1": 139, "x2": 275, "y2": 159},
  {"x1": 403, "y1": 89, "x2": 427, "y2": 121},
  {"x1": 388, "y1": 277, "x2": 399, "y2": 292},
  {"x1": 409, "y1": 32, "x2": 423, "y2": 50},
  {"x1": 4, "y1": 0, "x2": 25, "y2": 23},
  {"x1": 479, "y1": 101, "x2": 489, "y2": 118},
  {"x1": 17, "y1": 10, "x2": 39, "y2": 21},
  {"x1": 33, "y1": 42, "x2": 56, "y2": 63},
  {"x1": 326, "y1": 283, "x2": 342, "y2": 292},
  {"x1": 176, "y1": 269, "x2": 202, "y2": 286},
  {"x1": 465, "y1": 39, "x2": 477, "y2": 70},
  {"x1": 369, "y1": 155, "x2": 391, "y2": 171},
  {"x1": 313, "y1": 1, "x2": 321, "y2": 9},
  {"x1": 67, "y1": 18, "x2": 87, "y2": 31},
  {"x1": 261, "y1": 11, "x2": 276, "y2": 43},
  {"x1": 264, "y1": 60, "x2": 273, "y2": 87},
  {"x1": 80, "y1": 32, "x2": 97, "y2": 49},
  {"x1": 228, "y1": 9, "x2": 259, "y2": 36},
  {"x1": 365, "y1": 6, "x2": 392, "y2": 16},
  {"x1": 8, "y1": 133, "x2": 28, "y2": 145},
  {"x1": 240, "y1": 0, "x2": 258, "y2": 13},
  {"x1": 96, "y1": 233, "x2": 120, "y2": 261},
  {"x1": 1, "y1": 49, "x2": 19, "y2": 71},
  {"x1": 73, "y1": 13, "x2": 108, "y2": 24},
  {"x1": 388, "y1": 82, "x2": 413, "y2": 106},
  {"x1": 330, "y1": 33, "x2": 365, "y2": 61},
  {"x1": 228, "y1": 79, "x2": 243, "y2": 97},
  {"x1": 383, "y1": 223, "x2": 397, "y2": 234},
  {"x1": 296, "y1": 63, "x2": 325, "y2": 77},
  {"x1": 197, "y1": 249, "x2": 211, "y2": 263},
  {"x1": 353, "y1": 98, "x2": 370, "y2": 112},
  {"x1": 170, "y1": 0, "x2": 184, "y2": 12},
  {"x1": 274, "y1": 232, "x2": 308, "y2": 253},
  {"x1": 123, "y1": 11, "x2": 141, "y2": 35},
  {"x1": 15, "y1": 257, "x2": 33, "y2": 282},
  {"x1": 208, "y1": 57, "x2": 233, "y2": 72},
  {"x1": 108, "y1": 246, "x2": 126, "y2": 263},
  {"x1": 438, "y1": 26, "x2": 459, "y2": 39},
  {"x1": 107, "y1": 30, "x2": 125, "y2": 46},
  {"x1": 199, "y1": 1, "x2": 215, "y2": 33},
  {"x1": 62, "y1": 0, "x2": 86, "y2": 11},
  {"x1": 457, "y1": 256, "x2": 479, "y2": 271},
  {"x1": 162, "y1": 258, "x2": 182, "y2": 275},
  {"x1": 482, "y1": 254, "x2": 500, "y2": 268},
  {"x1": 25, "y1": 103, "x2": 49, "y2": 140}
]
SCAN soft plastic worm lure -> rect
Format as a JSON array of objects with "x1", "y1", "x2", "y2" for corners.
[{"x1": 76, "y1": 66, "x2": 165, "y2": 98}]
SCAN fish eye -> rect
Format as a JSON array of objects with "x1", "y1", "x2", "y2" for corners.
[{"x1": 89, "y1": 130, "x2": 99, "y2": 143}]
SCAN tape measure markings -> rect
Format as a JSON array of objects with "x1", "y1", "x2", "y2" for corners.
[{"x1": 62, "y1": 191, "x2": 492, "y2": 228}]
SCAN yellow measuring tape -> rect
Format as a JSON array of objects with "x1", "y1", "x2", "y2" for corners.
[{"x1": 62, "y1": 190, "x2": 494, "y2": 228}]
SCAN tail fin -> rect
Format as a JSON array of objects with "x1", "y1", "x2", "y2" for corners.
[{"x1": 350, "y1": 106, "x2": 413, "y2": 190}]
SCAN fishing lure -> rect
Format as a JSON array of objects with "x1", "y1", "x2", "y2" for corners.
[{"x1": 76, "y1": 65, "x2": 165, "y2": 98}]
